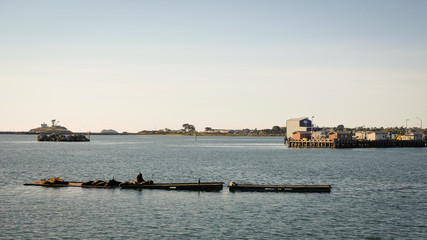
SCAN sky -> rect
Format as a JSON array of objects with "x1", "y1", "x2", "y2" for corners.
[{"x1": 1, "y1": 0, "x2": 426, "y2": 132}]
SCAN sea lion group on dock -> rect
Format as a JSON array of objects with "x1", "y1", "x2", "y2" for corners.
[
  {"x1": 25, "y1": 173, "x2": 330, "y2": 192},
  {"x1": 119, "y1": 172, "x2": 154, "y2": 187},
  {"x1": 82, "y1": 178, "x2": 122, "y2": 187},
  {"x1": 27, "y1": 173, "x2": 154, "y2": 188},
  {"x1": 39, "y1": 177, "x2": 69, "y2": 185},
  {"x1": 24, "y1": 173, "x2": 225, "y2": 191}
]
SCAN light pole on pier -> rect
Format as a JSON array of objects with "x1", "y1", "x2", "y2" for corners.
[
  {"x1": 416, "y1": 117, "x2": 422, "y2": 129},
  {"x1": 405, "y1": 119, "x2": 410, "y2": 133},
  {"x1": 311, "y1": 116, "x2": 314, "y2": 138}
]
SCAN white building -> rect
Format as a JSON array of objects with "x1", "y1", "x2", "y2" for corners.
[
  {"x1": 286, "y1": 117, "x2": 312, "y2": 139},
  {"x1": 354, "y1": 131, "x2": 367, "y2": 140},
  {"x1": 401, "y1": 132, "x2": 423, "y2": 140},
  {"x1": 366, "y1": 132, "x2": 388, "y2": 141},
  {"x1": 311, "y1": 131, "x2": 327, "y2": 140}
]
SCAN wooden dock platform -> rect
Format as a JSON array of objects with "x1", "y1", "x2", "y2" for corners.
[
  {"x1": 120, "y1": 182, "x2": 224, "y2": 191},
  {"x1": 24, "y1": 181, "x2": 119, "y2": 188},
  {"x1": 287, "y1": 139, "x2": 426, "y2": 149},
  {"x1": 228, "y1": 183, "x2": 331, "y2": 193},
  {"x1": 24, "y1": 179, "x2": 224, "y2": 191}
]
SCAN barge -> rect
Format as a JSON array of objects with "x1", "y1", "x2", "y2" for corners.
[
  {"x1": 24, "y1": 177, "x2": 223, "y2": 191},
  {"x1": 24, "y1": 177, "x2": 122, "y2": 188},
  {"x1": 24, "y1": 180, "x2": 121, "y2": 188},
  {"x1": 228, "y1": 182, "x2": 331, "y2": 193},
  {"x1": 119, "y1": 182, "x2": 224, "y2": 191},
  {"x1": 24, "y1": 182, "x2": 119, "y2": 188}
]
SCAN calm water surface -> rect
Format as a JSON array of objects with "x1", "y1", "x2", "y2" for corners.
[{"x1": 1, "y1": 135, "x2": 426, "y2": 239}]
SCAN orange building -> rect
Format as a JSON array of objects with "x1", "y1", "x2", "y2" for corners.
[{"x1": 293, "y1": 131, "x2": 312, "y2": 140}]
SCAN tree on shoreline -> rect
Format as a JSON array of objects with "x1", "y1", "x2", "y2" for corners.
[
  {"x1": 182, "y1": 123, "x2": 195, "y2": 132},
  {"x1": 271, "y1": 126, "x2": 282, "y2": 134}
]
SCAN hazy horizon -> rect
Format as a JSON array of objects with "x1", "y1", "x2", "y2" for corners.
[
  {"x1": 1, "y1": 0, "x2": 426, "y2": 132},
  {"x1": 1, "y1": 119, "x2": 424, "y2": 133}
]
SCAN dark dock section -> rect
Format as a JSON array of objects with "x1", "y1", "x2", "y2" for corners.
[
  {"x1": 287, "y1": 139, "x2": 426, "y2": 149},
  {"x1": 228, "y1": 183, "x2": 331, "y2": 193},
  {"x1": 120, "y1": 182, "x2": 224, "y2": 191}
]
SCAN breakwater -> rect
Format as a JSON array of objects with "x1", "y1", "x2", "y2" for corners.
[
  {"x1": 287, "y1": 139, "x2": 426, "y2": 148},
  {"x1": 37, "y1": 133, "x2": 90, "y2": 142}
]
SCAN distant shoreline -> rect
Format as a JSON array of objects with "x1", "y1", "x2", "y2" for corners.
[
  {"x1": 0, "y1": 131, "x2": 285, "y2": 137},
  {"x1": 0, "y1": 131, "x2": 38, "y2": 135}
]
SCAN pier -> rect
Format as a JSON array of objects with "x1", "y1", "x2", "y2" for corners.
[{"x1": 287, "y1": 139, "x2": 426, "y2": 148}]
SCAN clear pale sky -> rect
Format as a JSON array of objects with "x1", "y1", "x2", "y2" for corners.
[{"x1": 1, "y1": 0, "x2": 426, "y2": 132}]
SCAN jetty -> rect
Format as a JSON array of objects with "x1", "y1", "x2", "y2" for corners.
[
  {"x1": 287, "y1": 139, "x2": 426, "y2": 149},
  {"x1": 37, "y1": 133, "x2": 90, "y2": 142},
  {"x1": 228, "y1": 182, "x2": 331, "y2": 193}
]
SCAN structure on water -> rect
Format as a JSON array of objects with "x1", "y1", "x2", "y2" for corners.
[
  {"x1": 228, "y1": 182, "x2": 331, "y2": 193},
  {"x1": 36, "y1": 133, "x2": 89, "y2": 142},
  {"x1": 285, "y1": 117, "x2": 426, "y2": 148},
  {"x1": 287, "y1": 139, "x2": 426, "y2": 148},
  {"x1": 24, "y1": 177, "x2": 224, "y2": 191}
]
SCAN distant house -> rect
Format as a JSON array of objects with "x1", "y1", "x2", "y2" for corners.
[
  {"x1": 41, "y1": 122, "x2": 48, "y2": 128},
  {"x1": 366, "y1": 132, "x2": 388, "y2": 141},
  {"x1": 329, "y1": 131, "x2": 352, "y2": 141},
  {"x1": 311, "y1": 131, "x2": 327, "y2": 140},
  {"x1": 354, "y1": 131, "x2": 367, "y2": 140},
  {"x1": 293, "y1": 131, "x2": 312, "y2": 140},
  {"x1": 218, "y1": 129, "x2": 231, "y2": 134},
  {"x1": 400, "y1": 132, "x2": 423, "y2": 140}
]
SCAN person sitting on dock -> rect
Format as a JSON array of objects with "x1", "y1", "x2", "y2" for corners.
[
  {"x1": 136, "y1": 172, "x2": 144, "y2": 183},
  {"x1": 229, "y1": 181, "x2": 237, "y2": 187}
]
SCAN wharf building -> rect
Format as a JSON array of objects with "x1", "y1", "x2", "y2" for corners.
[
  {"x1": 286, "y1": 117, "x2": 323, "y2": 139},
  {"x1": 286, "y1": 117, "x2": 312, "y2": 139},
  {"x1": 286, "y1": 117, "x2": 425, "y2": 148}
]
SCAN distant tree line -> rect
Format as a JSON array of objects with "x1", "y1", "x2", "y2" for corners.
[
  {"x1": 137, "y1": 124, "x2": 287, "y2": 136},
  {"x1": 333, "y1": 124, "x2": 426, "y2": 135}
]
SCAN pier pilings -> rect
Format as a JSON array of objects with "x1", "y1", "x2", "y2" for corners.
[{"x1": 287, "y1": 139, "x2": 426, "y2": 148}]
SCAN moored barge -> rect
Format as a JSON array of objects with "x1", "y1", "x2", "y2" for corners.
[
  {"x1": 24, "y1": 177, "x2": 224, "y2": 191},
  {"x1": 228, "y1": 182, "x2": 331, "y2": 193},
  {"x1": 119, "y1": 182, "x2": 224, "y2": 191}
]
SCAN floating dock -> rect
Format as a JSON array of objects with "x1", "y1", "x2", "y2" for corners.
[
  {"x1": 287, "y1": 139, "x2": 426, "y2": 148},
  {"x1": 24, "y1": 180, "x2": 119, "y2": 188},
  {"x1": 228, "y1": 183, "x2": 331, "y2": 193},
  {"x1": 120, "y1": 182, "x2": 224, "y2": 191},
  {"x1": 24, "y1": 179, "x2": 224, "y2": 191}
]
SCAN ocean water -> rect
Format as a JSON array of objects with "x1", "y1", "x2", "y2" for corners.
[{"x1": 0, "y1": 135, "x2": 426, "y2": 239}]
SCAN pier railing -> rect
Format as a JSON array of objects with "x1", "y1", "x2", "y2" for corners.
[{"x1": 287, "y1": 139, "x2": 426, "y2": 148}]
